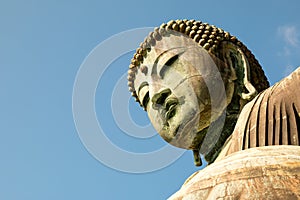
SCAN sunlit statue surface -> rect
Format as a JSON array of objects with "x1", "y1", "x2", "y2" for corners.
[{"x1": 128, "y1": 19, "x2": 300, "y2": 199}]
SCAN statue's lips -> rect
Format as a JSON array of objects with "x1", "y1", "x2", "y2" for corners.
[
  {"x1": 161, "y1": 123, "x2": 180, "y2": 143},
  {"x1": 160, "y1": 104, "x2": 179, "y2": 142}
]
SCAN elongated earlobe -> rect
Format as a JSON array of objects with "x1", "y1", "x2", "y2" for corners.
[
  {"x1": 193, "y1": 149, "x2": 202, "y2": 166},
  {"x1": 237, "y1": 48, "x2": 258, "y2": 101}
]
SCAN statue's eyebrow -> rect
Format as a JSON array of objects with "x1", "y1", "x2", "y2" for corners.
[{"x1": 151, "y1": 49, "x2": 168, "y2": 76}]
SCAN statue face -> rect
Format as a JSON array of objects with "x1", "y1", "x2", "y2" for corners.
[{"x1": 133, "y1": 34, "x2": 231, "y2": 149}]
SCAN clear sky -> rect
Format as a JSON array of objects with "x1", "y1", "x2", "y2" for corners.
[{"x1": 1, "y1": 0, "x2": 300, "y2": 199}]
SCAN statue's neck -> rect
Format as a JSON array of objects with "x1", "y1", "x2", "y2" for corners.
[
  {"x1": 199, "y1": 85, "x2": 242, "y2": 164},
  {"x1": 202, "y1": 113, "x2": 238, "y2": 164}
]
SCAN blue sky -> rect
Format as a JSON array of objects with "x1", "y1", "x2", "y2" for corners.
[{"x1": 1, "y1": 0, "x2": 300, "y2": 199}]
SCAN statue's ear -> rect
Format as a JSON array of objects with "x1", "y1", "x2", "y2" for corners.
[
  {"x1": 236, "y1": 48, "x2": 258, "y2": 101},
  {"x1": 221, "y1": 42, "x2": 257, "y2": 101}
]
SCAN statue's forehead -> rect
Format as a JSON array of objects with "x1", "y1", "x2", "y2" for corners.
[{"x1": 133, "y1": 33, "x2": 213, "y2": 92}]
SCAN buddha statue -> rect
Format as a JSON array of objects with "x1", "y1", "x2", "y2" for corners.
[
  {"x1": 127, "y1": 19, "x2": 300, "y2": 199},
  {"x1": 128, "y1": 19, "x2": 271, "y2": 165}
]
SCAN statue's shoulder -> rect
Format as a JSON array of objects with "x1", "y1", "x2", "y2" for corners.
[
  {"x1": 169, "y1": 146, "x2": 300, "y2": 200},
  {"x1": 222, "y1": 66, "x2": 300, "y2": 157}
]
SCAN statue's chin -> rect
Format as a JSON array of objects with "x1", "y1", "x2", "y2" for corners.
[
  {"x1": 164, "y1": 109, "x2": 201, "y2": 149},
  {"x1": 152, "y1": 99, "x2": 216, "y2": 149},
  {"x1": 161, "y1": 105, "x2": 227, "y2": 150}
]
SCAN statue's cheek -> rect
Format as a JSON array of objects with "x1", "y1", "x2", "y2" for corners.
[{"x1": 147, "y1": 107, "x2": 163, "y2": 131}]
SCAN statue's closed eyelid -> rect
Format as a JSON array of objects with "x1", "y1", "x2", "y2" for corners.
[
  {"x1": 138, "y1": 82, "x2": 150, "y2": 108},
  {"x1": 138, "y1": 82, "x2": 149, "y2": 94},
  {"x1": 159, "y1": 54, "x2": 179, "y2": 78}
]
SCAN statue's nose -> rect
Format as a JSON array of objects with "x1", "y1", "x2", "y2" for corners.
[{"x1": 152, "y1": 88, "x2": 171, "y2": 110}]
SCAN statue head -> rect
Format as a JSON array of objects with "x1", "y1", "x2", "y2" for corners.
[{"x1": 128, "y1": 19, "x2": 269, "y2": 165}]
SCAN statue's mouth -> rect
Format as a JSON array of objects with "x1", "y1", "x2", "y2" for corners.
[
  {"x1": 160, "y1": 124, "x2": 180, "y2": 144},
  {"x1": 159, "y1": 97, "x2": 180, "y2": 141}
]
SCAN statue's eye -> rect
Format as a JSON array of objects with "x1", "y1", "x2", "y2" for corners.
[
  {"x1": 138, "y1": 82, "x2": 150, "y2": 109},
  {"x1": 159, "y1": 55, "x2": 179, "y2": 78},
  {"x1": 142, "y1": 91, "x2": 149, "y2": 109}
]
